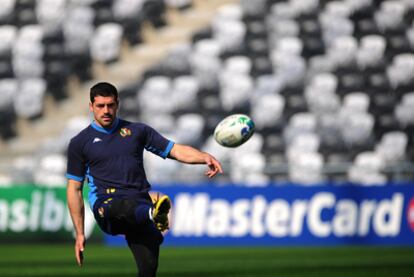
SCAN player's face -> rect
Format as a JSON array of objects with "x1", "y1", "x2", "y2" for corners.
[{"x1": 90, "y1": 96, "x2": 118, "y2": 128}]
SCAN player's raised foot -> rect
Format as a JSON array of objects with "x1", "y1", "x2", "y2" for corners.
[{"x1": 152, "y1": 195, "x2": 171, "y2": 232}]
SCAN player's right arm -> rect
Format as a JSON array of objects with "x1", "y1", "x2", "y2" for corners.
[{"x1": 67, "y1": 179, "x2": 85, "y2": 267}]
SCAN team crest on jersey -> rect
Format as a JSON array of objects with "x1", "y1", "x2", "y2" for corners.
[
  {"x1": 120, "y1": 127, "x2": 132, "y2": 137},
  {"x1": 98, "y1": 207, "x2": 105, "y2": 218}
]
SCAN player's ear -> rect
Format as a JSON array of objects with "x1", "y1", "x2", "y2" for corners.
[{"x1": 89, "y1": 102, "x2": 93, "y2": 112}]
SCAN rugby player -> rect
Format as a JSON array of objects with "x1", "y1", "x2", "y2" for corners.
[{"x1": 66, "y1": 82, "x2": 222, "y2": 276}]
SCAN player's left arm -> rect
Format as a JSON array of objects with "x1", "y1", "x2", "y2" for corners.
[{"x1": 168, "y1": 143, "x2": 223, "y2": 178}]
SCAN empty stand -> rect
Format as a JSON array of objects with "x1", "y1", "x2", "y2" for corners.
[{"x1": 2, "y1": 0, "x2": 414, "y2": 186}]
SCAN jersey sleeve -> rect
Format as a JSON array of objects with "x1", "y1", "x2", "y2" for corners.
[
  {"x1": 66, "y1": 138, "x2": 86, "y2": 182},
  {"x1": 143, "y1": 124, "x2": 175, "y2": 159}
]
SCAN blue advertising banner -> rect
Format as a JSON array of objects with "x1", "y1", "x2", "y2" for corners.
[{"x1": 105, "y1": 184, "x2": 414, "y2": 246}]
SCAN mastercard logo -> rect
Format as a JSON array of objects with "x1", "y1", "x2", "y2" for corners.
[{"x1": 408, "y1": 198, "x2": 414, "y2": 232}]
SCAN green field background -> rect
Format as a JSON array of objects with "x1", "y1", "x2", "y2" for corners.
[{"x1": 0, "y1": 244, "x2": 413, "y2": 277}]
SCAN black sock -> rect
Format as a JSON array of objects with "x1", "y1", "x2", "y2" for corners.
[{"x1": 126, "y1": 228, "x2": 162, "y2": 277}]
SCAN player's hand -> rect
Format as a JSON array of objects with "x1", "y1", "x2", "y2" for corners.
[
  {"x1": 204, "y1": 155, "x2": 223, "y2": 178},
  {"x1": 75, "y1": 234, "x2": 85, "y2": 267}
]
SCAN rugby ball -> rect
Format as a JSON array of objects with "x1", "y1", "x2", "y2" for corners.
[{"x1": 214, "y1": 114, "x2": 255, "y2": 147}]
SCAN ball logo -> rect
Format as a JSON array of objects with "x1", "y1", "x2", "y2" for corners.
[
  {"x1": 408, "y1": 198, "x2": 414, "y2": 232},
  {"x1": 241, "y1": 126, "x2": 250, "y2": 137},
  {"x1": 240, "y1": 117, "x2": 254, "y2": 142}
]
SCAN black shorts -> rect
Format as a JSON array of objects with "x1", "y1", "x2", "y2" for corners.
[{"x1": 92, "y1": 194, "x2": 163, "y2": 244}]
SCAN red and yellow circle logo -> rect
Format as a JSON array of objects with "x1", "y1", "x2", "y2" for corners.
[
  {"x1": 119, "y1": 128, "x2": 132, "y2": 137},
  {"x1": 408, "y1": 198, "x2": 414, "y2": 232}
]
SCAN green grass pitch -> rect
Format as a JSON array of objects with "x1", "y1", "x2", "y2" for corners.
[{"x1": 0, "y1": 244, "x2": 413, "y2": 276}]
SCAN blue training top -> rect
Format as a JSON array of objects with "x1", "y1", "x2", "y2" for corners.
[{"x1": 66, "y1": 118, "x2": 175, "y2": 208}]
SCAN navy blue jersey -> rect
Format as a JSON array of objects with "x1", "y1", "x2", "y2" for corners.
[{"x1": 66, "y1": 118, "x2": 174, "y2": 208}]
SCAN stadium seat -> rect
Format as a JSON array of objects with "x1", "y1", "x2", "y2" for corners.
[
  {"x1": 138, "y1": 76, "x2": 175, "y2": 115},
  {"x1": 251, "y1": 93, "x2": 285, "y2": 130},
  {"x1": 356, "y1": 35, "x2": 387, "y2": 69},
  {"x1": 45, "y1": 116, "x2": 91, "y2": 154},
  {"x1": 275, "y1": 36, "x2": 303, "y2": 57},
  {"x1": 340, "y1": 111, "x2": 375, "y2": 147},
  {"x1": 320, "y1": 17, "x2": 354, "y2": 48},
  {"x1": 375, "y1": 131, "x2": 408, "y2": 166},
  {"x1": 230, "y1": 151, "x2": 269, "y2": 186},
  {"x1": 190, "y1": 39, "x2": 222, "y2": 90},
  {"x1": 348, "y1": 151, "x2": 387, "y2": 185},
  {"x1": 286, "y1": 133, "x2": 320, "y2": 163},
  {"x1": 387, "y1": 53, "x2": 414, "y2": 89},
  {"x1": 33, "y1": 154, "x2": 67, "y2": 187},
  {"x1": 307, "y1": 55, "x2": 333, "y2": 80},
  {"x1": 10, "y1": 155, "x2": 36, "y2": 184},
  {"x1": 172, "y1": 75, "x2": 200, "y2": 112},
  {"x1": 309, "y1": 73, "x2": 338, "y2": 94},
  {"x1": 395, "y1": 92, "x2": 414, "y2": 126},
  {"x1": 224, "y1": 55, "x2": 252, "y2": 75},
  {"x1": 240, "y1": 0, "x2": 267, "y2": 18},
  {"x1": 317, "y1": 112, "x2": 344, "y2": 151},
  {"x1": 12, "y1": 25, "x2": 45, "y2": 78},
  {"x1": 255, "y1": 74, "x2": 283, "y2": 95},
  {"x1": 63, "y1": 5, "x2": 95, "y2": 55},
  {"x1": 289, "y1": 151, "x2": 324, "y2": 185},
  {"x1": 112, "y1": 0, "x2": 145, "y2": 45},
  {"x1": 0, "y1": 0, "x2": 15, "y2": 24},
  {"x1": 267, "y1": 19, "x2": 300, "y2": 48},
  {"x1": 290, "y1": 0, "x2": 319, "y2": 16},
  {"x1": 141, "y1": 114, "x2": 176, "y2": 137},
  {"x1": 270, "y1": 52, "x2": 306, "y2": 88},
  {"x1": 305, "y1": 73, "x2": 340, "y2": 115},
  {"x1": 306, "y1": 87, "x2": 340, "y2": 116},
  {"x1": 161, "y1": 43, "x2": 192, "y2": 77},
  {"x1": 270, "y1": 2, "x2": 297, "y2": 20},
  {"x1": 343, "y1": 92, "x2": 370, "y2": 113},
  {"x1": 0, "y1": 25, "x2": 17, "y2": 57},
  {"x1": 35, "y1": 0, "x2": 66, "y2": 36},
  {"x1": 327, "y1": 36, "x2": 358, "y2": 69},
  {"x1": 283, "y1": 113, "x2": 317, "y2": 144},
  {"x1": 324, "y1": 1, "x2": 353, "y2": 19},
  {"x1": 90, "y1": 23, "x2": 123, "y2": 63},
  {"x1": 214, "y1": 4, "x2": 243, "y2": 24},
  {"x1": 374, "y1": 0, "x2": 406, "y2": 32},
  {"x1": 144, "y1": 150, "x2": 179, "y2": 184},
  {"x1": 174, "y1": 113, "x2": 205, "y2": 146},
  {"x1": 219, "y1": 72, "x2": 253, "y2": 112},
  {"x1": 13, "y1": 78, "x2": 46, "y2": 119},
  {"x1": 213, "y1": 19, "x2": 246, "y2": 53},
  {"x1": 0, "y1": 78, "x2": 17, "y2": 109}
]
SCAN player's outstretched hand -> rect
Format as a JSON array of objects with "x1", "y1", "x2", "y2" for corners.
[
  {"x1": 75, "y1": 234, "x2": 85, "y2": 267},
  {"x1": 204, "y1": 154, "x2": 223, "y2": 178}
]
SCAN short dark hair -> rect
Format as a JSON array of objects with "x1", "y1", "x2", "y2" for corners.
[{"x1": 90, "y1": 82, "x2": 119, "y2": 103}]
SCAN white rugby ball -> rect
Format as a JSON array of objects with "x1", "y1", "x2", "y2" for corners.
[{"x1": 214, "y1": 114, "x2": 255, "y2": 147}]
